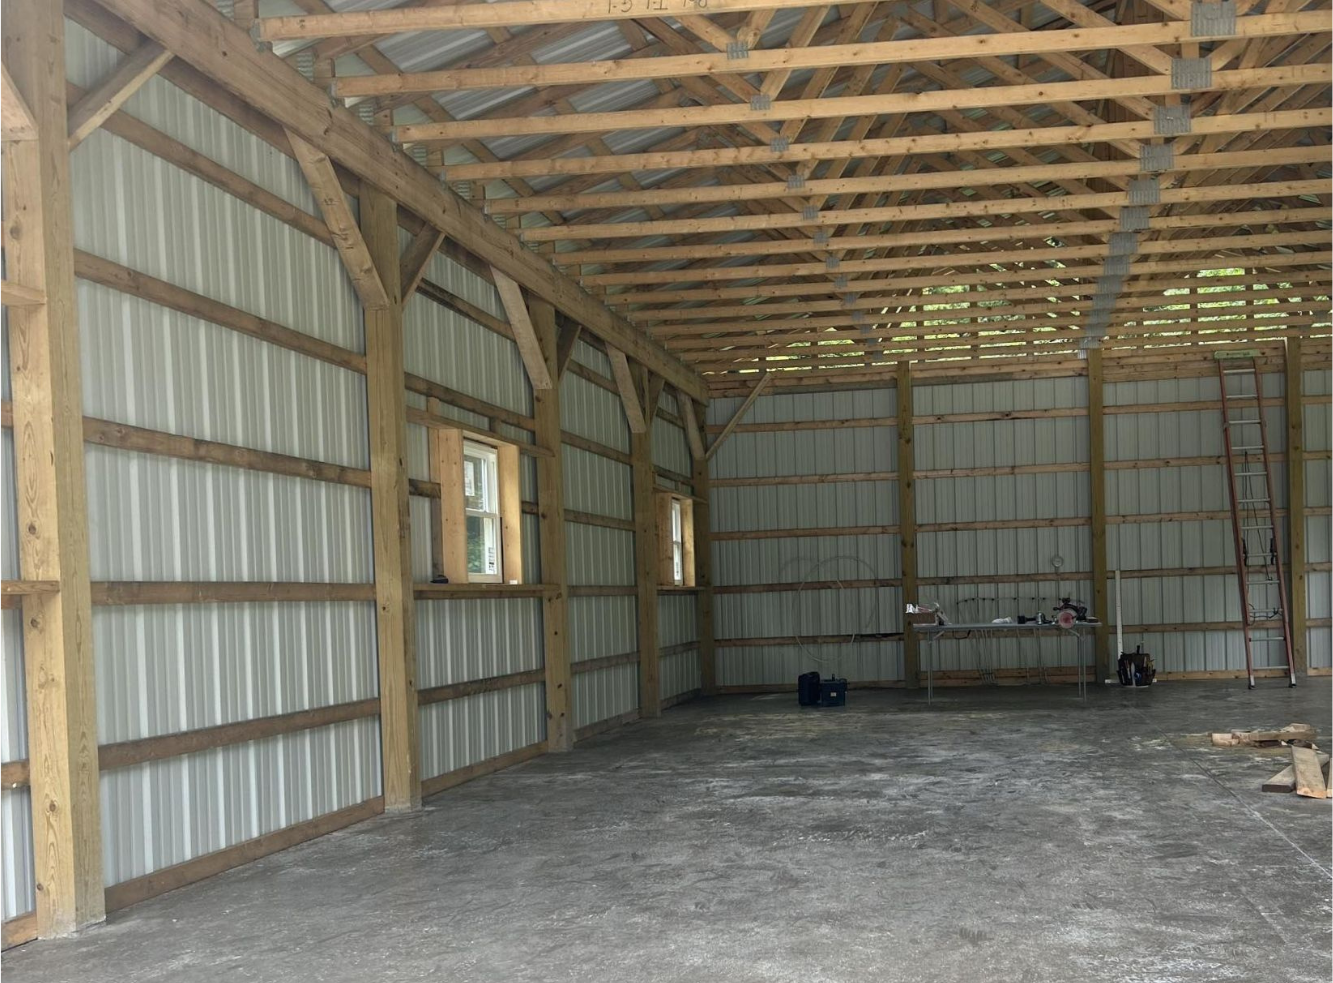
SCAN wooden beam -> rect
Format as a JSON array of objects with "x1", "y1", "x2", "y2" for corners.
[
  {"x1": 1088, "y1": 347, "x2": 1111, "y2": 681},
  {"x1": 897, "y1": 362, "x2": 919, "y2": 690},
  {"x1": 554, "y1": 320, "x2": 581, "y2": 381},
  {"x1": 1, "y1": 65, "x2": 37, "y2": 142},
  {"x1": 443, "y1": 107, "x2": 1330, "y2": 182},
  {"x1": 361, "y1": 183, "x2": 420, "y2": 811},
  {"x1": 286, "y1": 129, "x2": 390, "y2": 311},
  {"x1": 692, "y1": 400, "x2": 717, "y2": 695},
  {"x1": 633, "y1": 372, "x2": 661, "y2": 719},
  {"x1": 1286, "y1": 335, "x2": 1307, "y2": 674},
  {"x1": 399, "y1": 224, "x2": 444, "y2": 301},
  {"x1": 2, "y1": 0, "x2": 105, "y2": 937},
  {"x1": 395, "y1": 64, "x2": 1328, "y2": 142},
  {"x1": 608, "y1": 348, "x2": 648, "y2": 434},
  {"x1": 258, "y1": 0, "x2": 868, "y2": 39},
  {"x1": 491, "y1": 267, "x2": 554, "y2": 390},
  {"x1": 705, "y1": 372, "x2": 774, "y2": 463},
  {"x1": 679, "y1": 393, "x2": 706, "y2": 462},
  {"x1": 66, "y1": 40, "x2": 172, "y2": 149},
  {"x1": 334, "y1": 13, "x2": 1327, "y2": 97},
  {"x1": 530, "y1": 298, "x2": 572, "y2": 750},
  {"x1": 90, "y1": 0, "x2": 705, "y2": 401}
]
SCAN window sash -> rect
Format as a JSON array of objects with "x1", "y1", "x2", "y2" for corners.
[{"x1": 464, "y1": 442, "x2": 502, "y2": 582}]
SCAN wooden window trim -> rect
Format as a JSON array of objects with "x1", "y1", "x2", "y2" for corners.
[
  {"x1": 433, "y1": 426, "x2": 523, "y2": 586},
  {"x1": 655, "y1": 491, "x2": 695, "y2": 588}
]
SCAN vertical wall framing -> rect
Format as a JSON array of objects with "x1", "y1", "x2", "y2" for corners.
[
  {"x1": 4, "y1": 11, "x2": 690, "y2": 940},
  {"x1": 3, "y1": 0, "x2": 106, "y2": 937}
]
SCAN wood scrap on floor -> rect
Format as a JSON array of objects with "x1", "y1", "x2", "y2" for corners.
[
  {"x1": 1261, "y1": 752, "x2": 1330, "y2": 793},
  {"x1": 1290, "y1": 746, "x2": 1331, "y2": 799},
  {"x1": 1210, "y1": 723, "x2": 1318, "y2": 748}
]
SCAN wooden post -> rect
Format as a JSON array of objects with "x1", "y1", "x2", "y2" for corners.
[
  {"x1": 1088, "y1": 348, "x2": 1111, "y2": 681},
  {"x1": 2, "y1": 0, "x2": 106, "y2": 936},
  {"x1": 633, "y1": 369, "x2": 662, "y2": 717},
  {"x1": 1286, "y1": 336, "x2": 1307, "y2": 674},
  {"x1": 896, "y1": 362, "x2": 919, "y2": 689},
  {"x1": 531, "y1": 298, "x2": 572, "y2": 750},
  {"x1": 692, "y1": 404, "x2": 716, "y2": 695},
  {"x1": 360, "y1": 185, "x2": 420, "y2": 810}
]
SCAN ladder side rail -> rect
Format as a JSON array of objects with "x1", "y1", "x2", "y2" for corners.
[
  {"x1": 1250, "y1": 361, "x2": 1297, "y2": 685},
  {"x1": 1218, "y1": 359, "x2": 1258, "y2": 687}
]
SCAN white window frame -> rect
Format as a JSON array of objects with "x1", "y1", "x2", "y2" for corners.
[
  {"x1": 463, "y1": 440, "x2": 503, "y2": 584},
  {"x1": 669, "y1": 497, "x2": 685, "y2": 587}
]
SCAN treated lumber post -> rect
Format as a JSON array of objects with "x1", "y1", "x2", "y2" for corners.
[
  {"x1": 1286, "y1": 336, "x2": 1307, "y2": 674},
  {"x1": 632, "y1": 368, "x2": 662, "y2": 717},
  {"x1": 532, "y1": 298, "x2": 572, "y2": 750},
  {"x1": 360, "y1": 184, "x2": 420, "y2": 810},
  {"x1": 691, "y1": 401, "x2": 717, "y2": 694},
  {"x1": 2, "y1": 0, "x2": 106, "y2": 936},
  {"x1": 896, "y1": 362, "x2": 919, "y2": 689},
  {"x1": 1088, "y1": 348, "x2": 1112, "y2": 681}
]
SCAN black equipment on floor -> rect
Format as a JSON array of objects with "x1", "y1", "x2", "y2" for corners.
[
  {"x1": 798, "y1": 672, "x2": 846, "y2": 707},
  {"x1": 1117, "y1": 644, "x2": 1156, "y2": 687}
]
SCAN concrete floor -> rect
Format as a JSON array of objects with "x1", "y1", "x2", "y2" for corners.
[{"x1": 5, "y1": 681, "x2": 1331, "y2": 982}]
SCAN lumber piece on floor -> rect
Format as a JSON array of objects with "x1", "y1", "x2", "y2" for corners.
[
  {"x1": 1262, "y1": 752, "x2": 1329, "y2": 793},
  {"x1": 1210, "y1": 723, "x2": 1317, "y2": 747},
  {"x1": 1290, "y1": 746, "x2": 1330, "y2": 799}
]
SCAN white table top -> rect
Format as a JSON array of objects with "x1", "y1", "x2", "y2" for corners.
[{"x1": 913, "y1": 620, "x2": 1101, "y2": 633}]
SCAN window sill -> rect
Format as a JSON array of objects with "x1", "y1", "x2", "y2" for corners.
[
  {"x1": 658, "y1": 584, "x2": 704, "y2": 593},
  {"x1": 413, "y1": 583, "x2": 557, "y2": 600}
]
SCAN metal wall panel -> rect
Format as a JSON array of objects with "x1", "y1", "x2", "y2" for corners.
[
  {"x1": 658, "y1": 593, "x2": 698, "y2": 648},
  {"x1": 403, "y1": 289, "x2": 532, "y2": 419},
  {"x1": 1, "y1": 790, "x2": 34, "y2": 921},
  {"x1": 718, "y1": 641, "x2": 903, "y2": 687},
  {"x1": 569, "y1": 597, "x2": 636, "y2": 665},
  {"x1": 563, "y1": 446, "x2": 632, "y2": 520},
  {"x1": 573, "y1": 664, "x2": 638, "y2": 729},
  {"x1": 713, "y1": 481, "x2": 895, "y2": 533},
  {"x1": 418, "y1": 684, "x2": 545, "y2": 781},
  {"x1": 566, "y1": 524, "x2": 634, "y2": 587},
  {"x1": 917, "y1": 472, "x2": 1089, "y2": 524},
  {"x1": 919, "y1": 525, "x2": 1089, "y2": 580},
  {"x1": 711, "y1": 427, "x2": 894, "y2": 481},
  {"x1": 70, "y1": 133, "x2": 362, "y2": 355},
  {"x1": 917, "y1": 418, "x2": 1087, "y2": 471},
  {"x1": 415, "y1": 599, "x2": 542, "y2": 688},
  {"x1": 652, "y1": 416, "x2": 691, "y2": 478},
  {"x1": 93, "y1": 602, "x2": 378, "y2": 745},
  {"x1": 660, "y1": 649, "x2": 701, "y2": 700},
  {"x1": 78, "y1": 279, "x2": 369, "y2": 468},
  {"x1": 562, "y1": 371, "x2": 629, "y2": 453},
  {"x1": 84, "y1": 447, "x2": 374, "y2": 583},
  {"x1": 2, "y1": 429, "x2": 16, "y2": 581},
  {"x1": 100, "y1": 718, "x2": 381, "y2": 886},
  {"x1": 715, "y1": 533, "x2": 900, "y2": 587},
  {"x1": 915, "y1": 376, "x2": 1087, "y2": 415}
]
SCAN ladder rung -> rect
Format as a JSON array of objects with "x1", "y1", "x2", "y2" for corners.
[
  {"x1": 1251, "y1": 665, "x2": 1293, "y2": 672},
  {"x1": 1226, "y1": 418, "x2": 1262, "y2": 425},
  {"x1": 1222, "y1": 368, "x2": 1255, "y2": 374},
  {"x1": 1231, "y1": 445, "x2": 1265, "y2": 452}
]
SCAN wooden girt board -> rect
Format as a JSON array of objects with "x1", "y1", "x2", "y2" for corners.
[
  {"x1": 391, "y1": 64, "x2": 1330, "y2": 142},
  {"x1": 441, "y1": 107, "x2": 1330, "y2": 182},
  {"x1": 257, "y1": 0, "x2": 871, "y2": 40},
  {"x1": 93, "y1": 0, "x2": 709, "y2": 402},
  {"x1": 327, "y1": 12, "x2": 1327, "y2": 96}
]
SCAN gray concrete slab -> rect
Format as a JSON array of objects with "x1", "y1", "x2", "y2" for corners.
[{"x1": 5, "y1": 681, "x2": 1331, "y2": 982}]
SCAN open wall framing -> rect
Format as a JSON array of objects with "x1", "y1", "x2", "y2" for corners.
[
  {"x1": 707, "y1": 350, "x2": 1331, "y2": 690},
  {"x1": 1, "y1": 2, "x2": 711, "y2": 947}
]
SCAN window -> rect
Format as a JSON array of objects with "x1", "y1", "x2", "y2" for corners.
[
  {"x1": 656, "y1": 492, "x2": 695, "y2": 587},
  {"x1": 670, "y1": 497, "x2": 684, "y2": 586},
  {"x1": 463, "y1": 441, "x2": 501, "y2": 583},
  {"x1": 431, "y1": 427, "x2": 523, "y2": 586}
]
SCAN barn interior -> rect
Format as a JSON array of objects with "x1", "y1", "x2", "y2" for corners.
[{"x1": 0, "y1": 0, "x2": 1330, "y2": 980}]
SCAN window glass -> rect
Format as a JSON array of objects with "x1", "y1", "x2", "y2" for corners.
[
  {"x1": 464, "y1": 442, "x2": 501, "y2": 581},
  {"x1": 670, "y1": 498, "x2": 684, "y2": 586}
]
